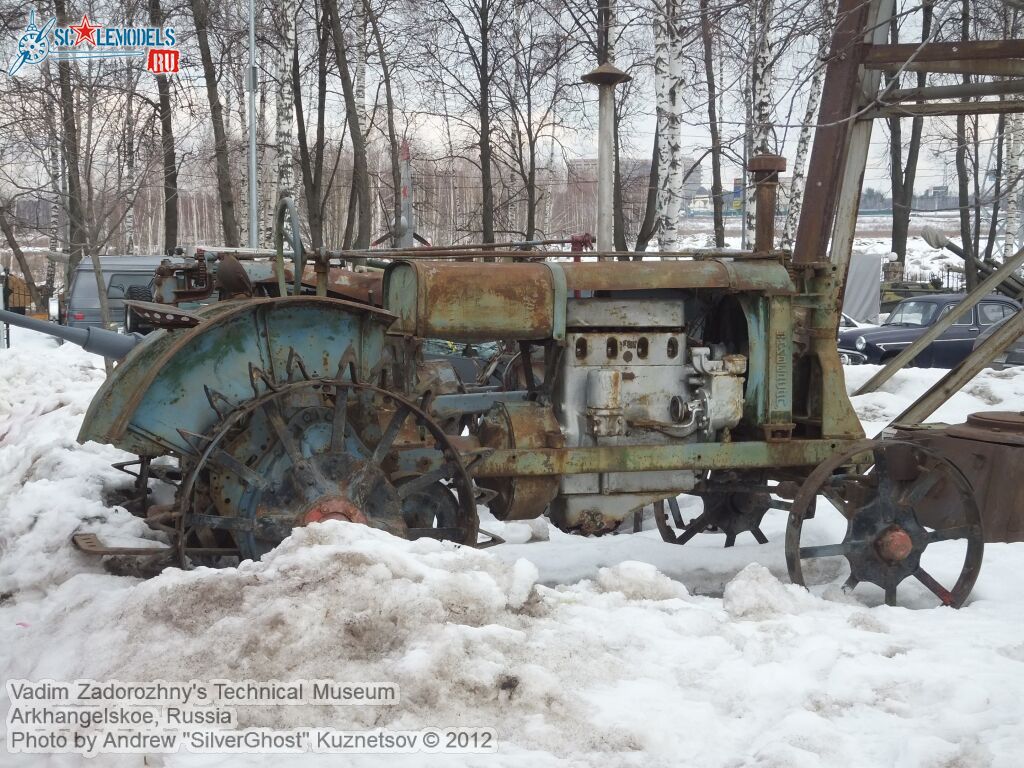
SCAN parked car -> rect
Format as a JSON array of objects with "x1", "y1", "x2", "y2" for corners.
[
  {"x1": 840, "y1": 313, "x2": 864, "y2": 329},
  {"x1": 972, "y1": 313, "x2": 1024, "y2": 368},
  {"x1": 838, "y1": 293, "x2": 1020, "y2": 367},
  {"x1": 64, "y1": 255, "x2": 165, "y2": 330}
]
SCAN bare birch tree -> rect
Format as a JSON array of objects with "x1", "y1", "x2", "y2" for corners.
[
  {"x1": 652, "y1": 0, "x2": 686, "y2": 250},
  {"x1": 745, "y1": 0, "x2": 776, "y2": 248},
  {"x1": 781, "y1": 0, "x2": 832, "y2": 250}
]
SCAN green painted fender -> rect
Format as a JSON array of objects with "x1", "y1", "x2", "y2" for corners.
[{"x1": 79, "y1": 297, "x2": 395, "y2": 457}]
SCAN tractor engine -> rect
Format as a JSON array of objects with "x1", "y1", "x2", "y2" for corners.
[
  {"x1": 383, "y1": 260, "x2": 752, "y2": 533},
  {"x1": 549, "y1": 297, "x2": 746, "y2": 532}
]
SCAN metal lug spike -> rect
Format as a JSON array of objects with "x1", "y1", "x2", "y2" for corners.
[
  {"x1": 335, "y1": 345, "x2": 361, "y2": 384},
  {"x1": 248, "y1": 362, "x2": 278, "y2": 398},
  {"x1": 285, "y1": 347, "x2": 311, "y2": 381},
  {"x1": 203, "y1": 386, "x2": 235, "y2": 419}
]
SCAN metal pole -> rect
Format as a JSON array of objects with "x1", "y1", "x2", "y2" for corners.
[
  {"x1": 854, "y1": 244, "x2": 1024, "y2": 395},
  {"x1": 596, "y1": 84, "x2": 614, "y2": 258},
  {"x1": 247, "y1": 0, "x2": 258, "y2": 249},
  {"x1": 582, "y1": 63, "x2": 630, "y2": 258}
]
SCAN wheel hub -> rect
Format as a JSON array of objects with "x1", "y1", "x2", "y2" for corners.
[
  {"x1": 844, "y1": 500, "x2": 928, "y2": 588},
  {"x1": 875, "y1": 525, "x2": 913, "y2": 562},
  {"x1": 302, "y1": 496, "x2": 369, "y2": 525},
  {"x1": 281, "y1": 453, "x2": 405, "y2": 536}
]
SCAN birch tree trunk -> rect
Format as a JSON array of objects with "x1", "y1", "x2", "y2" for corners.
[
  {"x1": 354, "y1": 0, "x2": 367, "y2": 141},
  {"x1": 781, "y1": 0, "x2": 832, "y2": 250},
  {"x1": 540, "y1": 119, "x2": 558, "y2": 238},
  {"x1": 275, "y1": 0, "x2": 298, "y2": 224},
  {"x1": 124, "y1": 65, "x2": 136, "y2": 254},
  {"x1": 746, "y1": 0, "x2": 776, "y2": 248},
  {"x1": 47, "y1": 159, "x2": 60, "y2": 297},
  {"x1": 956, "y1": 0, "x2": 977, "y2": 289},
  {"x1": 42, "y1": 62, "x2": 61, "y2": 298},
  {"x1": 1005, "y1": 115, "x2": 1020, "y2": 260},
  {"x1": 260, "y1": 79, "x2": 275, "y2": 247},
  {"x1": 653, "y1": 0, "x2": 684, "y2": 251},
  {"x1": 1004, "y1": 9, "x2": 1021, "y2": 260}
]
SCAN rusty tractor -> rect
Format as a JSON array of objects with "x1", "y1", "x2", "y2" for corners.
[{"x1": 4, "y1": 0, "x2": 1024, "y2": 608}]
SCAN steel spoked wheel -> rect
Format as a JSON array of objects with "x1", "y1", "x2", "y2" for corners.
[
  {"x1": 786, "y1": 439, "x2": 984, "y2": 608},
  {"x1": 654, "y1": 471, "x2": 779, "y2": 547},
  {"x1": 175, "y1": 350, "x2": 480, "y2": 563}
]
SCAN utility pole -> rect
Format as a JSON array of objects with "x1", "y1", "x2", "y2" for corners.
[
  {"x1": 582, "y1": 0, "x2": 629, "y2": 258},
  {"x1": 247, "y1": 0, "x2": 258, "y2": 248}
]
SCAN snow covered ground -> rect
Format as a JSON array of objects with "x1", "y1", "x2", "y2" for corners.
[{"x1": 2, "y1": 325, "x2": 1024, "y2": 767}]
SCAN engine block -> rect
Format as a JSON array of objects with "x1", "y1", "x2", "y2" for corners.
[{"x1": 550, "y1": 298, "x2": 746, "y2": 532}]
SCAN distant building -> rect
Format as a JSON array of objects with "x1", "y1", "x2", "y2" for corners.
[
  {"x1": 562, "y1": 156, "x2": 705, "y2": 239},
  {"x1": 566, "y1": 156, "x2": 703, "y2": 205}
]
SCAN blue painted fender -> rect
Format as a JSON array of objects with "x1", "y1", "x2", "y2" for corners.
[{"x1": 79, "y1": 297, "x2": 395, "y2": 457}]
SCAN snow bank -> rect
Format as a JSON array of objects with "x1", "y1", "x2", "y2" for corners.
[
  {"x1": 843, "y1": 362, "x2": 1024, "y2": 436},
  {"x1": 723, "y1": 563, "x2": 820, "y2": 619},
  {"x1": 0, "y1": 329, "x2": 154, "y2": 598},
  {"x1": 5, "y1": 519, "x2": 1023, "y2": 768},
  {"x1": 2, "y1": 327, "x2": 1024, "y2": 767}
]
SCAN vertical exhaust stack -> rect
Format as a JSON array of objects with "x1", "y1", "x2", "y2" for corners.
[
  {"x1": 749, "y1": 154, "x2": 786, "y2": 255},
  {"x1": 582, "y1": 63, "x2": 631, "y2": 258}
]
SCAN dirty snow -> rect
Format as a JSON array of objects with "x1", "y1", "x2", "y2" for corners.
[{"x1": 2, "y1": 325, "x2": 1024, "y2": 767}]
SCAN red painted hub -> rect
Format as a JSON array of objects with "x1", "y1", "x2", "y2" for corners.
[
  {"x1": 303, "y1": 497, "x2": 369, "y2": 526},
  {"x1": 875, "y1": 526, "x2": 914, "y2": 563}
]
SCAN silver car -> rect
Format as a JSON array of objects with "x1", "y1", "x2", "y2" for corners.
[{"x1": 65, "y1": 255, "x2": 165, "y2": 329}]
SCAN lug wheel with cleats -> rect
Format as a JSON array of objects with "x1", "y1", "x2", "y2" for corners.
[
  {"x1": 786, "y1": 439, "x2": 984, "y2": 608},
  {"x1": 174, "y1": 348, "x2": 481, "y2": 563}
]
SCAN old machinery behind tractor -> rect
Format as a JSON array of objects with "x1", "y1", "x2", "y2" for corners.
[{"x1": 4, "y1": 0, "x2": 1024, "y2": 608}]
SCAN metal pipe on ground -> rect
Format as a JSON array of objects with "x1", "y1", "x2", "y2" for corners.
[
  {"x1": 854, "y1": 244, "x2": 1024, "y2": 396},
  {"x1": 0, "y1": 308, "x2": 139, "y2": 360},
  {"x1": 888, "y1": 307, "x2": 1024, "y2": 428}
]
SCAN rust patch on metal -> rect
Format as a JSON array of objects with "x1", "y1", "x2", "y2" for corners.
[
  {"x1": 303, "y1": 496, "x2": 369, "y2": 525},
  {"x1": 875, "y1": 526, "x2": 914, "y2": 562},
  {"x1": 894, "y1": 415, "x2": 1024, "y2": 543},
  {"x1": 476, "y1": 402, "x2": 564, "y2": 520}
]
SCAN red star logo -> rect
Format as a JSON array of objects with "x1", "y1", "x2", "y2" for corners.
[{"x1": 69, "y1": 14, "x2": 100, "y2": 47}]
